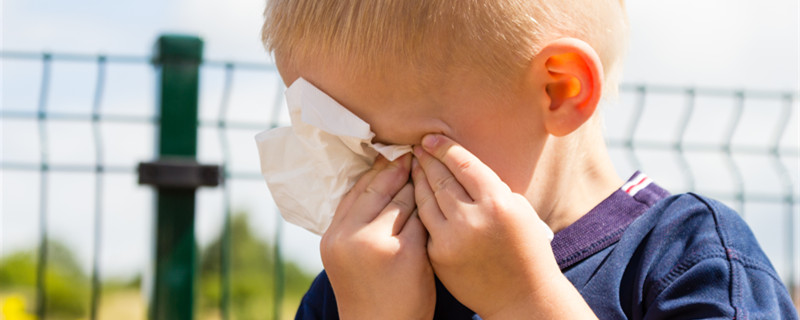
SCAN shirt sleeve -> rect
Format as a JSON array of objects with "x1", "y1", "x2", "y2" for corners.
[
  {"x1": 294, "y1": 271, "x2": 477, "y2": 319},
  {"x1": 647, "y1": 252, "x2": 797, "y2": 319},
  {"x1": 645, "y1": 195, "x2": 798, "y2": 319},
  {"x1": 295, "y1": 271, "x2": 340, "y2": 320}
]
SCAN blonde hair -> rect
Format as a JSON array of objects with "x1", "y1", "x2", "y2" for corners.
[{"x1": 262, "y1": 0, "x2": 628, "y2": 93}]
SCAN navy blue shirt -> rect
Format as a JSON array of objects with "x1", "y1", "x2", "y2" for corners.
[{"x1": 295, "y1": 172, "x2": 798, "y2": 319}]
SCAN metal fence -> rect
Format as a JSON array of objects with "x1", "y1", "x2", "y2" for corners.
[
  {"x1": 1, "y1": 34, "x2": 798, "y2": 319},
  {"x1": 2, "y1": 35, "x2": 284, "y2": 320}
]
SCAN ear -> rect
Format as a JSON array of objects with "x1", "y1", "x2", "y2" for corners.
[{"x1": 530, "y1": 38, "x2": 603, "y2": 137}]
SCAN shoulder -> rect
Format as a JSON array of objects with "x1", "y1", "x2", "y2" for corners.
[
  {"x1": 644, "y1": 193, "x2": 777, "y2": 278},
  {"x1": 633, "y1": 193, "x2": 796, "y2": 319}
]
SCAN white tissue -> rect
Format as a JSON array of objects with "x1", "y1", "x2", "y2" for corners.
[{"x1": 255, "y1": 78, "x2": 412, "y2": 235}]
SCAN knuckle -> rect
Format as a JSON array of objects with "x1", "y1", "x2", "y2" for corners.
[
  {"x1": 364, "y1": 185, "x2": 392, "y2": 203},
  {"x1": 485, "y1": 196, "x2": 510, "y2": 216},
  {"x1": 417, "y1": 191, "x2": 435, "y2": 209},
  {"x1": 433, "y1": 175, "x2": 457, "y2": 194},
  {"x1": 390, "y1": 196, "x2": 414, "y2": 212},
  {"x1": 457, "y1": 212, "x2": 488, "y2": 235},
  {"x1": 461, "y1": 213, "x2": 481, "y2": 229},
  {"x1": 454, "y1": 157, "x2": 472, "y2": 174}
]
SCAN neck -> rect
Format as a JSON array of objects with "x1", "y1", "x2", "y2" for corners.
[{"x1": 526, "y1": 119, "x2": 623, "y2": 233}]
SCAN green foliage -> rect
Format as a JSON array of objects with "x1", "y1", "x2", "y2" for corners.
[
  {"x1": 198, "y1": 212, "x2": 316, "y2": 320},
  {"x1": 102, "y1": 274, "x2": 142, "y2": 292},
  {"x1": 0, "y1": 240, "x2": 90, "y2": 318},
  {"x1": 0, "y1": 213, "x2": 316, "y2": 320},
  {"x1": 0, "y1": 252, "x2": 38, "y2": 287}
]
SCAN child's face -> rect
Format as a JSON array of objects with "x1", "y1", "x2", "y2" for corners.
[{"x1": 276, "y1": 57, "x2": 551, "y2": 194}]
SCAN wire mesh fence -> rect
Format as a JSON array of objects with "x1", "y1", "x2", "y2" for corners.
[
  {"x1": 1, "y1": 41, "x2": 798, "y2": 319},
  {"x1": 1, "y1": 48, "x2": 289, "y2": 319}
]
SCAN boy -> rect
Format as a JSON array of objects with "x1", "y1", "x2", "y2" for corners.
[{"x1": 261, "y1": 0, "x2": 798, "y2": 319}]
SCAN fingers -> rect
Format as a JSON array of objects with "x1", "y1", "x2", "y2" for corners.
[
  {"x1": 330, "y1": 155, "x2": 391, "y2": 228},
  {"x1": 372, "y1": 182, "x2": 416, "y2": 236},
  {"x1": 349, "y1": 155, "x2": 391, "y2": 199},
  {"x1": 411, "y1": 157, "x2": 446, "y2": 230},
  {"x1": 398, "y1": 210, "x2": 428, "y2": 245},
  {"x1": 420, "y1": 134, "x2": 508, "y2": 200},
  {"x1": 413, "y1": 143, "x2": 472, "y2": 210},
  {"x1": 348, "y1": 153, "x2": 412, "y2": 225}
]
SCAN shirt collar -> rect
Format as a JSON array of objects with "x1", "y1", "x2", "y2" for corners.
[{"x1": 551, "y1": 171, "x2": 671, "y2": 270}]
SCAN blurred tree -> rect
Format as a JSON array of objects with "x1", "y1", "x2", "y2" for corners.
[
  {"x1": 0, "y1": 240, "x2": 90, "y2": 319},
  {"x1": 198, "y1": 212, "x2": 315, "y2": 320},
  {"x1": 0, "y1": 214, "x2": 316, "y2": 320}
]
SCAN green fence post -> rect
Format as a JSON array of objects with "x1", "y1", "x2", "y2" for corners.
[{"x1": 149, "y1": 34, "x2": 203, "y2": 320}]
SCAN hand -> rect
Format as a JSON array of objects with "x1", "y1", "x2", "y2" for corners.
[
  {"x1": 412, "y1": 134, "x2": 595, "y2": 319},
  {"x1": 321, "y1": 153, "x2": 435, "y2": 320}
]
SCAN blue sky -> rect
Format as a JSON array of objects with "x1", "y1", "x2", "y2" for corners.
[{"x1": 2, "y1": 0, "x2": 799, "y2": 283}]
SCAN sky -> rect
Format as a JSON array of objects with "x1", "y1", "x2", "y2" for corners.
[{"x1": 2, "y1": 0, "x2": 799, "y2": 286}]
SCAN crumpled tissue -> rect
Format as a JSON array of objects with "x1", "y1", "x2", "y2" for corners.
[{"x1": 255, "y1": 78, "x2": 412, "y2": 235}]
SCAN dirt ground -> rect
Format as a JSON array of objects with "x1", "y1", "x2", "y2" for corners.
[{"x1": 96, "y1": 290, "x2": 146, "y2": 320}]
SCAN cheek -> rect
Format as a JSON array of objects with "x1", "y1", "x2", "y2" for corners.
[{"x1": 452, "y1": 118, "x2": 543, "y2": 194}]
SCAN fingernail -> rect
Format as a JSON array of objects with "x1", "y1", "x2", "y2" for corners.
[
  {"x1": 411, "y1": 157, "x2": 419, "y2": 171},
  {"x1": 422, "y1": 134, "x2": 439, "y2": 151}
]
